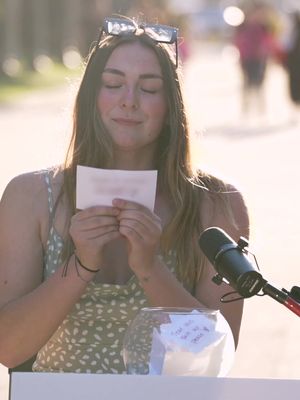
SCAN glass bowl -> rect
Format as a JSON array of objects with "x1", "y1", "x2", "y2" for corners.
[{"x1": 123, "y1": 307, "x2": 235, "y2": 376}]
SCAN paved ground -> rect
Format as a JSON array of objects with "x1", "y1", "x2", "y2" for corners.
[{"x1": 1, "y1": 43, "x2": 299, "y2": 398}]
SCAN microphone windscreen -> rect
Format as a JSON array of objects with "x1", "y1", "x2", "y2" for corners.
[{"x1": 199, "y1": 227, "x2": 234, "y2": 264}]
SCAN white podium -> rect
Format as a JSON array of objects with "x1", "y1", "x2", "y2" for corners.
[{"x1": 9, "y1": 372, "x2": 300, "y2": 400}]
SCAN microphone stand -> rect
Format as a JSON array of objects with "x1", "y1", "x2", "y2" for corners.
[
  {"x1": 262, "y1": 283, "x2": 300, "y2": 318},
  {"x1": 207, "y1": 232, "x2": 300, "y2": 318},
  {"x1": 233, "y1": 237, "x2": 300, "y2": 318}
]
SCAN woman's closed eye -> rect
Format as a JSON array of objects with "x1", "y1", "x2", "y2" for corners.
[
  {"x1": 141, "y1": 87, "x2": 158, "y2": 94},
  {"x1": 102, "y1": 84, "x2": 162, "y2": 94},
  {"x1": 101, "y1": 76, "x2": 164, "y2": 94},
  {"x1": 140, "y1": 83, "x2": 164, "y2": 94},
  {"x1": 103, "y1": 82, "x2": 122, "y2": 89}
]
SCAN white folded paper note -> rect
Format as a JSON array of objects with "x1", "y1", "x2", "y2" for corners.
[
  {"x1": 160, "y1": 312, "x2": 222, "y2": 353},
  {"x1": 76, "y1": 165, "x2": 157, "y2": 211},
  {"x1": 148, "y1": 310, "x2": 233, "y2": 376}
]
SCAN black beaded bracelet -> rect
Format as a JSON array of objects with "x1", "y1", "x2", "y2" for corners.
[{"x1": 74, "y1": 253, "x2": 100, "y2": 273}]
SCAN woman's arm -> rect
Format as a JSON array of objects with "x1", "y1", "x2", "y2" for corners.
[
  {"x1": 195, "y1": 187, "x2": 250, "y2": 347},
  {"x1": 0, "y1": 174, "x2": 95, "y2": 368}
]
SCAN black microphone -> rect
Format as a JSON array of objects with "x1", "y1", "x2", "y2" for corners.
[
  {"x1": 199, "y1": 227, "x2": 300, "y2": 317},
  {"x1": 199, "y1": 227, "x2": 266, "y2": 298}
]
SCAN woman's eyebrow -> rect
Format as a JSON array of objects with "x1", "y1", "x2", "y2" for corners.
[
  {"x1": 140, "y1": 73, "x2": 163, "y2": 80},
  {"x1": 103, "y1": 68, "x2": 124, "y2": 76},
  {"x1": 103, "y1": 68, "x2": 163, "y2": 80}
]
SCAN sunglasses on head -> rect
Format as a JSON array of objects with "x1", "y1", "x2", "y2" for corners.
[{"x1": 95, "y1": 17, "x2": 179, "y2": 67}]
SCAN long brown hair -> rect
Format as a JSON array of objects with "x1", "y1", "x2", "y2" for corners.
[{"x1": 58, "y1": 24, "x2": 234, "y2": 290}]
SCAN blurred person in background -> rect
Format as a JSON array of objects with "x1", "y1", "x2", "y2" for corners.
[
  {"x1": 284, "y1": 12, "x2": 300, "y2": 121},
  {"x1": 0, "y1": 16, "x2": 248, "y2": 374},
  {"x1": 234, "y1": 3, "x2": 279, "y2": 116}
]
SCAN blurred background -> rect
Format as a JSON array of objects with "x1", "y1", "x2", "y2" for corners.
[
  {"x1": 1, "y1": 0, "x2": 300, "y2": 398},
  {"x1": 0, "y1": 0, "x2": 299, "y2": 78},
  {"x1": 0, "y1": 0, "x2": 298, "y2": 70}
]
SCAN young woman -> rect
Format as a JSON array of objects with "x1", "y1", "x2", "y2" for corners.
[{"x1": 0, "y1": 17, "x2": 249, "y2": 374}]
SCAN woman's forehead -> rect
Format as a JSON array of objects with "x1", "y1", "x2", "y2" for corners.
[{"x1": 104, "y1": 41, "x2": 162, "y2": 73}]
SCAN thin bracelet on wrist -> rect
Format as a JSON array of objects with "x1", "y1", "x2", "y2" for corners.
[{"x1": 74, "y1": 252, "x2": 101, "y2": 273}]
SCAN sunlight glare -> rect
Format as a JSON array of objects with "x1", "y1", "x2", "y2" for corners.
[{"x1": 223, "y1": 6, "x2": 245, "y2": 27}]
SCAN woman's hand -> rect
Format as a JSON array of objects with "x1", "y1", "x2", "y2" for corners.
[
  {"x1": 112, "y1": 199, "x2": 162, "y2": 275},
  {"x1": 69, "y1": 206, "x2": 121, "y2": 270}
]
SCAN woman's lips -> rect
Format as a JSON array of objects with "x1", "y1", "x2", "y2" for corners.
[{"x1": 112, "y1": 118, "x2": 142, "y2": 126}]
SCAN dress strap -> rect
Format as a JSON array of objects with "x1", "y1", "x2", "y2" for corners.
[{"x1": 44, "y1": 170, "x2": 55, "y2": 214}]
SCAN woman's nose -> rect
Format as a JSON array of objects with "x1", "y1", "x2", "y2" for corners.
[{"x1": 120, "y1": 87, "x2": 138, "y2": 110}]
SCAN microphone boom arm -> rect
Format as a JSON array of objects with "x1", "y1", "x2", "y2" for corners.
[
  {"x1": 199, "y1": 227, "x2": 300, "y2": 319},
  {"x1": 263, "y1": 283, "x2": 300, "y2": 318}
]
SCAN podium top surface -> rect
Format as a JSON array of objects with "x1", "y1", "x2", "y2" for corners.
[{"x1": 9, "y1": 372, "x2": 300, "y2": 400}]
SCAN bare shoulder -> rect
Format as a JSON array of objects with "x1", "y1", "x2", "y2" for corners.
[
  {"x1": 0, "y1": 172, "x2": 46, "y2": 218},
  {"x1": 0, "y1": 169, "x2": 63, "y2": 304},
  {"x1": 0, "y1": 173, "x2": 44, "y2": 303},
  {"x1": 220, "y1": 181, "x2": 249, "y2": 238},
  {"x1": 2, "y1": 170, "x2": 45, "y2": 197},
  {"x1": 1, "y1": 168, "x2": 63, "y2": 215},
  {"x1": 0, "y1": 168, "x2": 65, "y2": 245},
  {"x1": 200, "y1": 176, "x2": 249, "y2": 242}
]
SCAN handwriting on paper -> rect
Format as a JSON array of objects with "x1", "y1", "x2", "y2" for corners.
[{"x1": 76, "y1": 165, "x2": 157, "y2": 211}]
